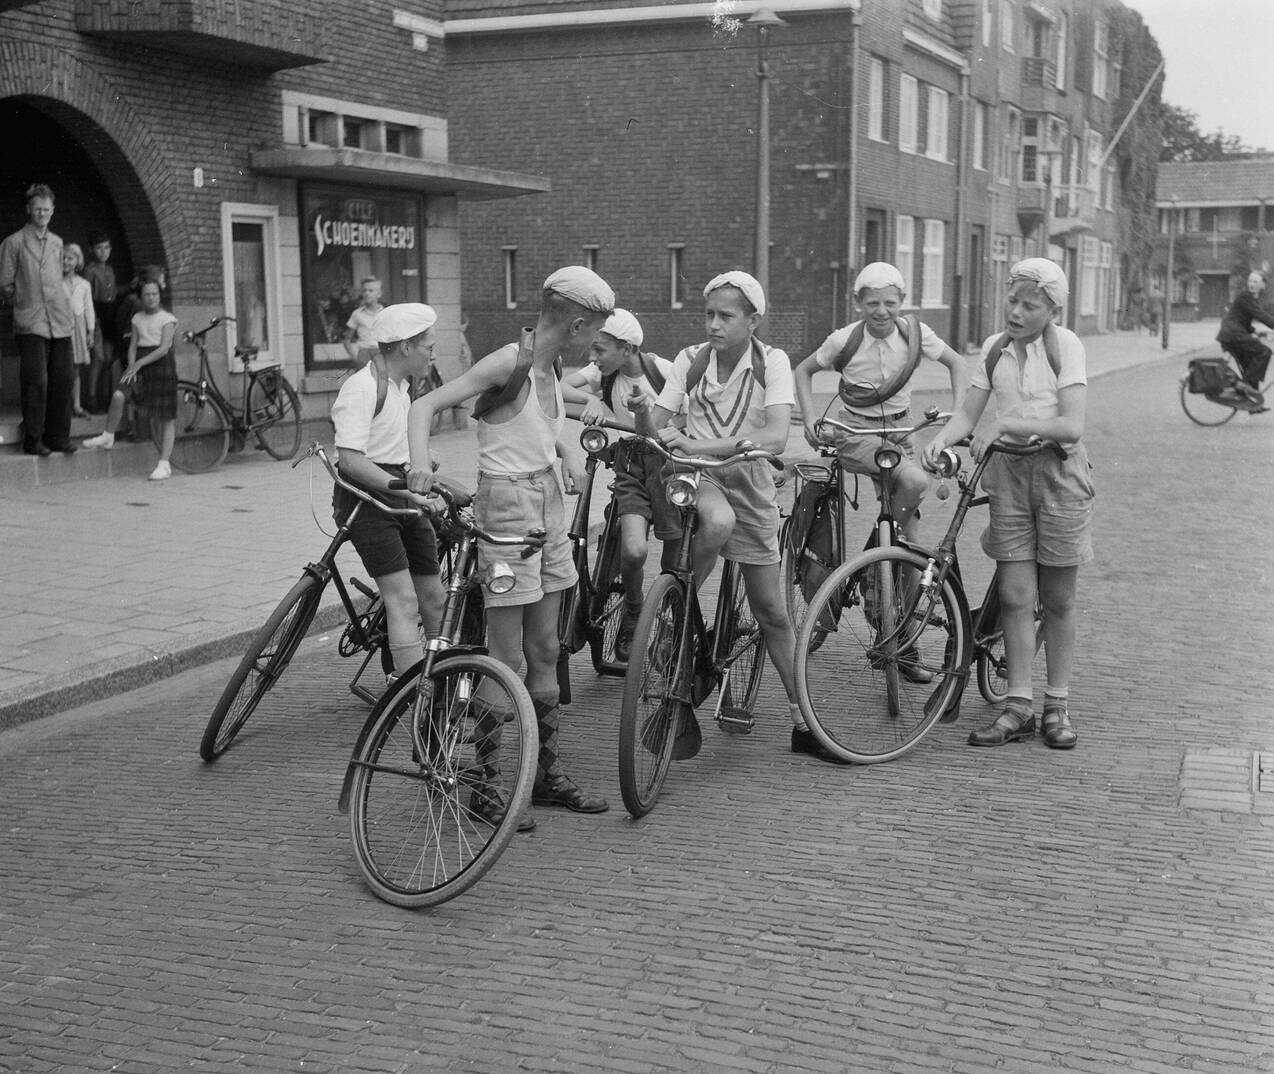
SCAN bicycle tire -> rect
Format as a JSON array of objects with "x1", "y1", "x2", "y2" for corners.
[
  {"x1": 618, "y1": 574, "x2": 685, "y2": 817},
  {"x1": 877, "y1": 556, "x2": 902, "y2": 719},
  {"x1": 588, "y1": 502, "x2": 626, "y2": 673},
  {"x1": 794, "y1": 547, "x2": 968, "y2": 764},
  {"x1": 1179, "y1": 378, "x2": 1238, "y2": 426},
  {"x1": 974, "y1": 583, "x2": 1045, "y2": 705},
  {"x1": 248, "y1": 372, "x2": 303, "y2": 460},
  {"x1": 716, "y1": 560, "x2": 765, "y2": 716},
  {"x1": 166, "y1": 381, "x2": 230, "y2": 473},
  {"x1": 200, "y1": 574, "x2": 324, "y2": 760},
  {"x1": 779, "y1": 516, "x2": 812, "y2": 636},
  {"x1": 347, "y1": 653, "x2": 536, "y2": 908}
]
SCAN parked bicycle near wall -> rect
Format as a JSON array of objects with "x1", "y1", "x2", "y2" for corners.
[
  {"x1": 169, "y1": 316, "x2": 302, "y2": 472},
  {"x1": 792, "y1": 438, "x2": 1056, "y2": 765}
]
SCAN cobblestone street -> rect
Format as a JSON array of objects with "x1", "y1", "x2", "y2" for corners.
[{"x1": 2, "y1": 354, "x2": 1272, "y2": 1073}]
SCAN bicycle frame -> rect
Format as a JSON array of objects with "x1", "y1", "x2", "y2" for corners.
[{"x1": 185, "y1": 316, "x2": 284, "y2": 438}]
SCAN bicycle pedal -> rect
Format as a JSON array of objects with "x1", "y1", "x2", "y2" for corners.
[{"x1": 716, "y1": 706, "x2": 755, "y2": 735}]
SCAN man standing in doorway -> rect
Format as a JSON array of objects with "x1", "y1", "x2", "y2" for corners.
[{"x1": 0, "y1": 184, "x2": 77, "y2": 455}]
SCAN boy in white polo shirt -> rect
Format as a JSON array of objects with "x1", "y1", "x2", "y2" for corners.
[
  {"x1": 641, "y1": 271, "x2": 843, "y2": 765},
  {"x1": 330, "y1": 303, "x2": 445, "y2": 683}
]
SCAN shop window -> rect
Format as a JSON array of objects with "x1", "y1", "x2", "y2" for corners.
[
  {"x1": 220, "y1": 204, "x2": 280, "y2": 372},
  {"x1": 503, "y1": 247, "x2": 518, "y2": 309},
  {"x1": 669, "y1": 245, "x2": 686, "y2": 309}
]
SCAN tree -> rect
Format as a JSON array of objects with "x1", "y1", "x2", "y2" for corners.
[{"x1": 1160, "y1": 102, "x2": 1259, "y2": 163}]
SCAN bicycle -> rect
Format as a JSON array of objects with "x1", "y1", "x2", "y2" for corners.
[
  {"x1": 199, "y1": 443, "x2": 451, "y2": 761},
  {"x1": 792, "y1": 438, "x2": 1059, "y2": 764},
  {"x1": 336, "y1": 478, "x2": 549, "y2": 908},
  {"x1": 167, "y1": 315, "x2": 303, "y2": 472},
  {"x1": 616, "y1": 434, "x2": 782, "y2": 818},
  {"x1": 554, "y1": 409, "x2": 629, "y2": 703},
  {"x1": 1180, "y1": 349, "x2": 1271, "y2": 426}
]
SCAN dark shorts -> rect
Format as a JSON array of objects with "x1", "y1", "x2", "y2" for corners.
[
  {"x1": 131, "y1": 345, "x2": 178, "y2": 421},
  {"x1": 332, "y1": 464, "x2": 440, "y2": 579},
  {"x1": 612, "y1": 438, "x2": 684, "y2": 542}
]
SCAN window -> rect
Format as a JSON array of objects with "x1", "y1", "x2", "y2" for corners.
[
  {"x1": 868, "y1": 57, "x2": 885, "y2": 142},
  {"x1": 582, "y1": 245, "x2": 599, "y2": 273},
  {"x1": 899, "y1": 75, "x2": 919, "y2": 155},
  {"x1": 1021, "y1": 116, "x2": 1039, "y2": 183},
  {"x1": 1103, "y1": 162, "x2": 1117, "y2": 211},
  {"x1": 982, "y1": 0, "x2": 993, "y2": 47},
  {"x1": 1009, "y1": 236, "x2": 1024, "y2": 263},
  {"x1": 972, "y1": 101, "x2": 988, "y2": 171},
  {"x1": 1055, "y1": 12, "x2": 1068, "y2": 90},
  {"x1": 926, "y1": 87, "x2": 949, "y2": 161},
  {"x1": 922, "y1": 0, "x2": 942, "y2": 18},
  {"x1": 895, "y1": 216, "x2": 915, "y2": 295},
  {"x1": 998, "y1": 107, "x2": 1019, "y2": 181},
  {"x1": 502, "y1": 247, "x2": 517, "y2": 309},
  {"x1": 220, "y1": 204, "x2": 280, "y2": 372},
  {"x1": 283, "y1": 91, "x2": 445, "y2": 163},
  {"x1": 1080, "y1": 236, "x2": 1100, "y2": 315},
  {"x1": 668, "y1": 245, "x2": 686, "y2": 309},
  {"x1": 1092, "y1": 19, "x2": 1109, "y2": 99},
  {"x1": 1087, "y1": 132, "x2": 1102, "y2": 193},
  {"x1": 1242, "y1": 206, "x2": 1262, "y2": 231},
  {"x1": 921, "y1": 220, "x2": 946, "y2": 308},
  {"x1": 1000, "y1": 0, "x2": 1015, "y2": 51},
  {"x1": 342, "y1": 118, "x2": 366, "y2": 149}
]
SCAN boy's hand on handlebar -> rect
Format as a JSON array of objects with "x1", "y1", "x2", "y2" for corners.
[
  {"x1": 578, "y1": 397, "x2": 609, "y2": 425},
  {"x1": 658, "y1": 426, "x2": 691, "y2": 454},
  {"x1": 404, "y1": 465, "x2": 435, "y2": 496},
  {"x1": 803, "y1": 422, "x2": 831, "y2": 450}
]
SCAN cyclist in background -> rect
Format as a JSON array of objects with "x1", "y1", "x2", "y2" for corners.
[{"x1": 1217, "y1": 270, "x2": 1274, "y2": 413}]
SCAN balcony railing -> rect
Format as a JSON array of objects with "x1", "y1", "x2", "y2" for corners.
[
  {"x1": 75, "y1": 0, "x2": 328, "y2": 71},
  {"x1": 1022, "y1": 56, "x2": 1058, "y2": 86}
]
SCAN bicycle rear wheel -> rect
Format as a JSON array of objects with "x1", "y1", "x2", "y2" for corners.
[
  {"x1": 716, "y1": 560, "x2": 765, "y2": 718},
  {"x1": 974, "y1": 579, "x2": 1046, "y2": 705},
  {"x1": 200, "y1": 574, "x2": 324, "y2": 760},
  {"x1": 618, "y1": 574, "x2": 685, "y2": 817},
  {"x1": 588, "y1": 503, "x2": 626, "y2": 672},
  {"x1": 1179, "y1": 379, "x2": 1238, "y2": 426},
  {"x1": 347, "y1": 654, "x2": 536, "y2": 908},
  {"x1": 248, "y1": 372, "x2": 303, "y2": 460},
  {"x1": 167, "y1": 381, "x2": 230, "y2": 473},
  {"x1": 794, "y1": 548, "x2": 967, "y2": 764},
  {"x1": 779, "y1": 516, "x2": 812, "y2": 635}
]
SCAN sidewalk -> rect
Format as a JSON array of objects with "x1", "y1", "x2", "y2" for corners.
[{"x1": 0, "y1": 320, "x2": 1221, "y2": 729}]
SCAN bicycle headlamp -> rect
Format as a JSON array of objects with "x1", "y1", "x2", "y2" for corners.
[
  {"x1": 876, "y1": 446, "x2": 902, "y2": 471},
  {"x1": 579, "y1": 427, "x2": 610, "y2": 455},
  {"x1": 486, "y1": 561, "x2": 516, "y2": 595},
  {"x1": 666, "y1": 471, "x2": 700, "y2": 509},
  {"x1": 933, "y1": 448, "x2": 961, "y2": 479}
]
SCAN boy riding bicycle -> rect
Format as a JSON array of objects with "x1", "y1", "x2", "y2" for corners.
[
  {"x1": 562, "y1": 308, "x2": 684, "y2": 661},
  {"x1": 406, "y1": 266, "x2": 615, "y2": 829},
  {"x1": 330, "y1": 303, "x2": 446, "y2": 685},
  {"x1": 792, "y1": 261, "x2": 967, "y2": 545},
  {"x1": 1216, "y1": 270, "x2": 1274, "y2": 413},
  {"x1": 640, "y1": 270, "x2": 842, "y2": 765},
  {"x1": 923, "y1": 257, "x2": 1094, "y2": 751}
]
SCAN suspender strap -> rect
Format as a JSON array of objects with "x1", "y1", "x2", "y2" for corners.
[
  {"x1": 984, "y1": 321, "x2": 1061, "y2": 384},
  {"x1": 471, "y1": 329, "x2": 561, "y2": 420},
  {"x1": 835, "y1": 313, "x2": 923, "y2": 409}
]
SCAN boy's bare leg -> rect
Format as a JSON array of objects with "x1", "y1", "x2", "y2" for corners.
[{"x1": 740, "y1": 562, "x2": 798, "y2": 719}]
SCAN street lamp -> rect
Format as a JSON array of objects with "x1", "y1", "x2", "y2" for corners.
[{"x1": 748, "y1": 6, "x2": 786, "y2": 306}]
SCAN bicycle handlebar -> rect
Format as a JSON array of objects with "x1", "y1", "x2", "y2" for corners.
[
  {"x1": 183, "y1": 315, "x2": 236, "y2": 343},
  {"x1": 384, "y1": 477, "x2": 547, "y2": 556},
  {"x1": 296, "y1": 442, "x2": 425, "y2": 518},
  {"x1": 814, "y1": 410, "x2": 951, "y2": 440},
  {"x1": 924, "y1": 436, "x2": 1067, "y2": 478},
  {"x1": 564, "y1": 401, "x2": 636, "y2": 433}
]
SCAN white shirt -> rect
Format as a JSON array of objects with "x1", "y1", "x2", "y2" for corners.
[
  {"x1": 811, "y1": 318, "x2": 947, "y2": 416},
  {"x1": 656, "y1": 340, "x2": 796, "y2": 441},
  {"x1": 576, "y1": 353, "x2": 679, "y2": 413},
  {"x1": 331, "y1": 362, "x2": 411, "y2": 464},
  {"x1": 971, "y1": 326, "x2": 1087, "y2": 444}
]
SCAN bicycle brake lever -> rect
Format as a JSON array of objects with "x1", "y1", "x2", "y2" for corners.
[{"x1": 519, "y1": 528, "x2": 548, "y2": 559}]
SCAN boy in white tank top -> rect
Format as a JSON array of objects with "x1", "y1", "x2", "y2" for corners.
[{"x1": 406, "y1": 267, "x2": 615, "y2": 830}]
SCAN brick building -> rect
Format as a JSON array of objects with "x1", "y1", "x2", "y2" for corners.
[
  {"x1": 0, "y1": 0, "x2": 546, "y2": 415},
  {"x1": 1154, "y1": 157, "x2": 1274, "y2": 321},
  {"x1": 445, "y1": 0, "x2": 1163, "y2": 362}
]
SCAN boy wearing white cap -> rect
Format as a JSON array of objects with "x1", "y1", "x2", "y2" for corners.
[
  {"x1": 406, "y1": 266, "x2": 615, "y2": 825},
  {"x1": 563, "y1": 308, "x2": 683, "y2": 660},
  {"x1": 924, "y1": 257, "x2": 1094, "y2": 751},
  {"x1": 330, "y1": 303, "x2": 445, "y2": 683},
  {"x1": 643, "y1": 271, "x2": 841, "y2": 764},
  {"x1": 793, "y1": 261, "x2": 966, "y2": 545}
]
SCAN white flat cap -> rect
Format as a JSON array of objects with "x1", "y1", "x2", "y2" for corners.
[
  {"x1": 600, "y1": 308, "x2": 643, "y2": 347},
  {"x1": 703, "y1": 270, "x2": 766, "y2": 316},
  {"x1": 1008, "y1": 257, "x2": 1070, "y2": 307},
  {"x1": 853, "y1": 262, "x2": 907, "y2": 294},
  {"x1": 543, "y1": 266, "x2": 615, "y2": 313},
  {"x1": 370, "y1": 303, "x2": 438, "y2": 344}
]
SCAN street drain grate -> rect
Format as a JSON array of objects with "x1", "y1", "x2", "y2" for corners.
[
  {"x1": 1255, "y1": 753, "x2": 1274, "y2": 794},
  {"x1": 1179, "y1": 749, "x2": 1274, "y2": 817}
]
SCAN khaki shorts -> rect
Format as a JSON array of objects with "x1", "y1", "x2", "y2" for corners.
[
  {"x1": 699, "y1": 458, "x2": 781, "y2": 566},
  {"x1": 979, "y1": 442, "x2": 1095, "y2": 567},
  {"x1": 474, "y1": 467, "x2": 577, "y2": 608},
  {"x1": 834, "y1": 408, "x2": 918, "y2": 476}
]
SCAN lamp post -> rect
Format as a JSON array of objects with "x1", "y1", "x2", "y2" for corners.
[
  {"x1": 748, "y1": 7, "x2": 786, "y2": 304},
  {"x1": 1162, "y1": 197, "x2": 1177, "y2": 349}
]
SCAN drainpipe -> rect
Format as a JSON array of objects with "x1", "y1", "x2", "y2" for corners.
[
  {"x1": 845, "y1": 8, "x2": 861, "y2": 319},
  {"x1": 951, "y1": 66, "x2": 970, "y2": 349}
]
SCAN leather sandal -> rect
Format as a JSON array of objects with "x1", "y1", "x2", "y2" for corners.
[
  {"x1": 1041, "y1": 702, "x2": 1078, "y2": 750},
  {"x1": 469, "y1": 784, "x2": 536, "y2": 833},
  {"x1": 967, "y1": 701, "x2": 1035, "y2": 747},
  {"x1": 532, "y1": 771, "x2": 609, "y2": 813}
]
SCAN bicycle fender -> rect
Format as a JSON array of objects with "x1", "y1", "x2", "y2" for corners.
[{"x1": 938, "y1": 570, "x2": 974, "y2": 725}]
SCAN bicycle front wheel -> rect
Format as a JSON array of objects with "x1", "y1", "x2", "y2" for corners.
[
  {"x1": 200, "y1": 574, "x2": 324, "y2": 761},
  {"x1": 588, "y1": 503, "x2": 626, "y2": 672},
  {"x1": 167, "y1": 381, "x2": 230, "y2": 473},
  {"x1": 248, "y1": 372, "x2": 303, "y2": 460},
  {"x1": 795, "y1": 548, "x2": 968, "y2": 764},
  {"x1": 974, "y1": 579, "x2": 1045, "y2": 705},
  {"x1": 347, "y1": 654, "x2": 536, "y2": 908},
  {"x1": 717, "y1": 560, "x2": 765, "y2": 716},
  {"x1": 1179, "y1": 379, "x2": 1238, "y2": 426},
  {"x1": 618, "y1": 574, "x2": 685, "y2": 817}
]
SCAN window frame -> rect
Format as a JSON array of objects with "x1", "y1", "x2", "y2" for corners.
[
  {"x1": 921, "y1": 219, "x2": 946, "y2": 309},
  {"x1": 502, "y1": 246, "x2": 518, "y2": 310},
  {"x1": 895, "y1": 215, "x2": 915, "y2": 296},
  {"x1": 219, "y1": 202, "x2": 282, "y2": 374},
  {"x1": 1000, "y1": 0, "x2": 1015, "y2": 52},
  {"x1": 926, "y1": 86, "x2": 950, "y2": 162},
  {"x1": 868, "y1": 56, "x2": 886, "y2": 143},
  {"x1": 899, "y1": 74, "x2": 919, "y2": 155},
  {"x1": 668, "y1": 244, "x2": 686, "y2": 309}
]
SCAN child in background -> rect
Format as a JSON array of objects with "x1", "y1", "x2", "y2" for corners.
[
  {"x1": 83, "y1": 231, "x2": 117, "y2": 413},
  {"x1": 923, "y1": 257, "x2": 1094, "y2": 751},
  {"x1": 343, "y1": 277, "x2": 384, "y2": 365},
  {"x1": 61, "y1": 243, "x2": 95, "y2": 418}
]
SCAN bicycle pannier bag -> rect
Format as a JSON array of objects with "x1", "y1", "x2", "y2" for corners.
[
  {"x1": 1186, "y1": 357, "x2": 1237, "y2": 396},
  {"x1": 789, "y1": 465, "x2": 836, "y2": 602}
]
